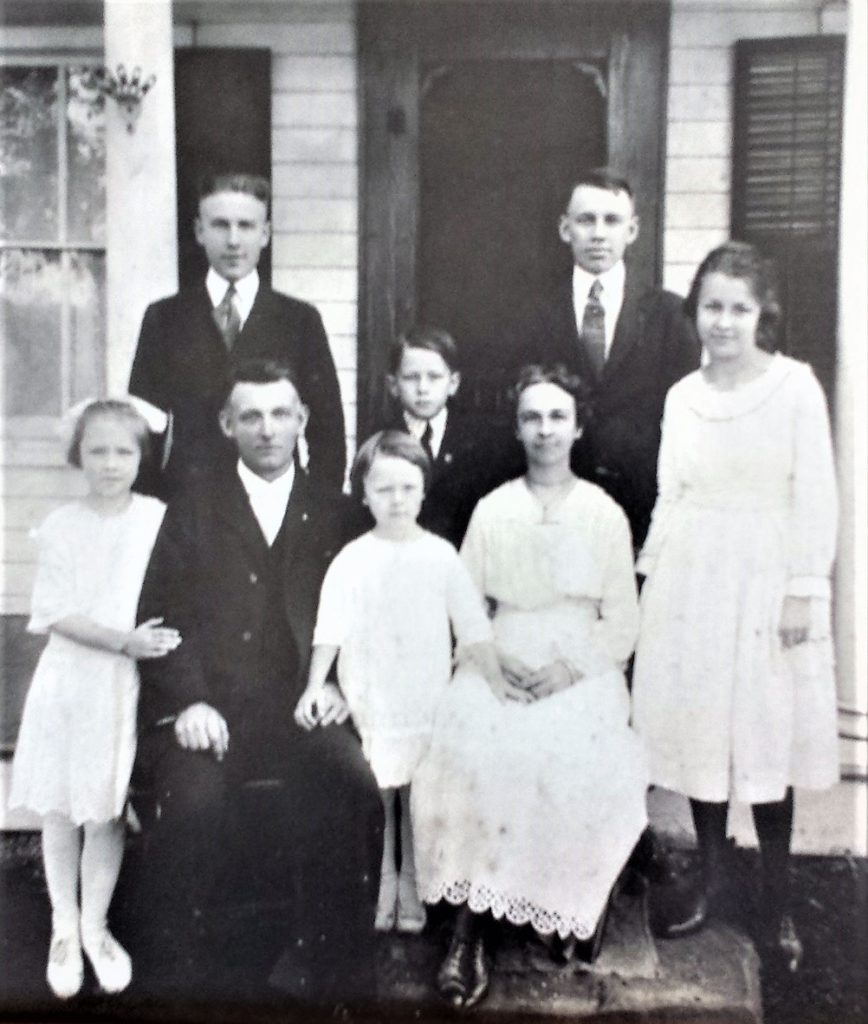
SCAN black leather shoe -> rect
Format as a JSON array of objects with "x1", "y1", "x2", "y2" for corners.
[
  {"x1": 649, "y1": 884, "x2": 709, "y2": 940},
  {"x1": 436, "y1": 935, "x2": 471, "y2": 1008},
  {"x1": 463, "y1": 934, "x2": 490, "y2": 1009}
]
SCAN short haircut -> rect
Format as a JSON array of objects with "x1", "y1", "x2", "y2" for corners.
[
  {"x1": 350, "y1": 429, "x2": 431, "y2": 497},
  {"x1": 683, "y1": 241, "x2": 781, "y2": 352},
  {"x1": 198, "y1": 172, "x2": 271, "y2": 212},
  {"x1": 512, "y1": 363, "x2": 593, "y2": 429},
  {"x1": 564, "y1": 168, "x2": 634, "y2": 208},
  {"x1": 388, "y1": 325, "x2": 460, "y2": 374},
  {"x1": 67, "y1": 400, "x2": 152, "y2": 469},
  {"x1": 221, "y1": 358, "x2": 303, "y2": 408}
]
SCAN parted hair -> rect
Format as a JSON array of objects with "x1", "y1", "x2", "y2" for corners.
[
  {"x1": 67, "y1": 400, "x2": 152, "y2": 469},
  {"x1": 198, "y1": 172, "x2": 271, "y2": 211},
  {"x1": 684, "y1": 241, "x2": 781, "y2": 352},
  {"x1": 512, "y1": 364, "x2": 593, "y2": 428},
  {"x1": 564, "y1": 168, "x2": 634, "y2": 208},
  {"x1": 220, "y1": 359, "x2": 304, "y2": 408},
  {"x1": 388, "y1": 325, "x2": 460, "y2": 374},
  {"x1": 351, "y1": 429, "x2": 432, "y2": 498}
]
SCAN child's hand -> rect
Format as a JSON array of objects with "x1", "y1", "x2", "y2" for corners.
[
  {"x1": 317, "y1": 682, "x2": 351, "y2": 727},
  {"x1": 123, "y1": 618, "x2": 182, "y2": 660},
  {"x1": 294, "y1": 683, "x2": 349, "y2": 730},
  {"x1": 294, "y1": 687, "x2": 322, "y2": 730}
]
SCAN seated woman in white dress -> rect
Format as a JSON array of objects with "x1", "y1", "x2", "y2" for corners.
[{"x1": 411, "y1": 365, "x2": 649, "y2": 1009}]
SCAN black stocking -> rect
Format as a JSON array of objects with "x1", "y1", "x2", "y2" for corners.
[
  {"x1": 689, "y1": 798, "x2": 729, "y2": 894},
  {"x1": 752, "y1": 788, "x2": 794, "y2": 921}
]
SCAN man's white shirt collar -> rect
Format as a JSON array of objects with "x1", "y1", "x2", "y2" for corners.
[
  {"x1": 206, "y1": 267, "x2": 259, "y2": 329},
  {"x1": 572, "y1": 260, "x2": 626, "y2": 356},
  {"x1": 403, "y1": 406, "x2": 448, "y2": 460},
  {"x1": 236, "y1": 458, "x2": 295, "y2": 546}
]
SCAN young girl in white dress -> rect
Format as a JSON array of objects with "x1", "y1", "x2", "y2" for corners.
[
  {"x1": 10, "y1": 399, "x2": 180, "y2": 999},
  {"x1": 632, "y1": 242, "x2": 839, "y2": 970},
  {"x1": 295, "y1": 430, "x2": 500, "y2": 934}
]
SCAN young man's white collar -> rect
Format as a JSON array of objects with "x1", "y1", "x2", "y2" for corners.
[
  {"x1": 236, "y1": 457, "x2": 295, "y2": 546},
  {"x1": 206, "y1": 268, "x2": 259, "y2": 330},
  {"x1": 571, "y1": 260, "x2": 626, "y2": 357},
  {"x1": 403, "y1": 406, "x2": 448, "y2": 460}
]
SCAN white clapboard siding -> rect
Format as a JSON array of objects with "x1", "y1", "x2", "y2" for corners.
[{"x1": 663, "y1": 0, "x2": 834, "y2": 294}]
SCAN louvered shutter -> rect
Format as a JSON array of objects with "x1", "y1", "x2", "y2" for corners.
[{"x1": 732, "y1": 36, "x2": 845, "y2": 408}]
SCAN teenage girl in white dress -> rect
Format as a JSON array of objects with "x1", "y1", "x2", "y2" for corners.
[{"x1": 632, "y1": 242, "x2": 839, "y2": 970}]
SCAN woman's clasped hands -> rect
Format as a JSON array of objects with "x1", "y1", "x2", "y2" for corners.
[{"x1": 457, "y1": 645, "x2": 581, "y2": 705}]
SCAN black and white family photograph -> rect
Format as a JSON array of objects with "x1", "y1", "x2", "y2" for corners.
[{"x1": 0, "y1": 1, "x2": 865, "y2": 1022}]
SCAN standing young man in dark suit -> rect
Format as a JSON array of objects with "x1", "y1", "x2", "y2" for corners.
[
  {"x1": 525, "y1": 170, "x2": 700, "y2": 549},
  {"x1": 130, "y1": 360, "x2": 381, "y2": 1004},
  {"x1": 129, "y1": 173, "x2": 345, "y2": 497}
]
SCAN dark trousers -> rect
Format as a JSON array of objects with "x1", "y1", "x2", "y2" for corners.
[{"x1": 129, "y1": 710, "x2": 383, "y2": 1003}]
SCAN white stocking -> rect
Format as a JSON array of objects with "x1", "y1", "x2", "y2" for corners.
[
  {"x1": 41, "y1": 814, "x2": 81, "y2": 937},
  {"x1": 80, "y1": 819, "x2": 125, "y2": 941}
]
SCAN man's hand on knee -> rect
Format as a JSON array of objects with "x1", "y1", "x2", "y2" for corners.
[{"x1": 174, "y1": 703, "x2": 229, "y2": 760}]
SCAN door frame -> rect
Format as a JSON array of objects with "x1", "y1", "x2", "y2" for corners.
[{"x1": 357, "y1": 0, "x2": 671, "y2": 435}]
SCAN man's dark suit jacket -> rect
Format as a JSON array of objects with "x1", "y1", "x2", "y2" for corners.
[
  {"x1": 129, "y1": 284, "x2": 346, "y2": 497},
  {"x1": 523, "y1": 273, "x2": 700, "y2": 548},
  {"x1": 136, "y1": 466, "x2": 344, "y2": 734},
  {"x1": 383, "y1": 407, "x2": 515, "y2": 549}
]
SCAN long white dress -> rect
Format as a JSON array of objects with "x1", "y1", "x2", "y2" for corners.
[
  {"x1": 632, "y1": 354, "x2": 838, "y2": 804},
  {"x1": 411, "y1": 478, "x2": 648, "y2": 940},
  {"x1": 313, "y1": 530, "x2": 492, "y2": 789},
  {"x1": 10, "y1": 495, "x2": 165, "y2": 825}
]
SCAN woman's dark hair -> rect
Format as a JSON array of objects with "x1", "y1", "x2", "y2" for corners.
[
  {"x1": 67, "y1": 400, "x2": 152, "y2": 469},
  {"x1": 684, "y1": 241, "x2": 782, "y2": 352},
  {"x1": 512, "y1": 364, "x2": 593, "y2": 429},
  {"x1": 350, "y1": 429, "x2": 432, "y2": 498}
]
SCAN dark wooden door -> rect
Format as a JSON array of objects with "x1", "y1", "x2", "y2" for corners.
[
  {"x1": 174, "y1": 49, "x2": 272, "y2": 289},
  {"x1": 359, "y1": 0, "x2": 670, "y2": 433}
]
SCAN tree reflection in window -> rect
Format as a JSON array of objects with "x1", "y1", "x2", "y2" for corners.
[{"x1": 1, "y1": 63, "x2": 106, "y2": 420}]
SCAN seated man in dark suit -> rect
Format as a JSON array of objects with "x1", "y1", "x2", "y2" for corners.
[
  {"x1": 522, "y1": 168, "x2": 700, "y2": 550},
  {"x1": 129, "y1": 173, "x2": 346, "y2": 497},
  {"x1": 381, "y1": 325, "x2": 512, "y2": 548},
  {"x1": 130, "y1": 359, "x2": 381, "y2": 1006}
]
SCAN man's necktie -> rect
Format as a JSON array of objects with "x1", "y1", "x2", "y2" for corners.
[
  {"x1": 421, "y1": 421, "x2": 434, "y2": 464},
  {"x1": 581, "y1": 279, "x2": 606, "y2": 377},
  {"x1": 213, "y1": 283, "x2": 241, "y2": 350}
]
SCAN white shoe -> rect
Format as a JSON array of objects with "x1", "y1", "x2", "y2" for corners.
[
  {"x1": 46, "y1": 933, "x2": 84, "y2": 999},
  {"x1": 81, "y1": 929, "x2": 132, "y2": 993}
]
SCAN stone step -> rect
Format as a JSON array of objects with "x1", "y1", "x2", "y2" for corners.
[{"x1": 370, "y1": 889, "x2": 761, "y2": 1023}]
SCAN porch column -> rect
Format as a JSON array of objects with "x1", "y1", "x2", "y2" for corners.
[
  {"x1": 103, "y1": 0, "x2": 177, "y2": 393},
  {"x1": 834, "y1": 1, "x2": 867, "y2": 755}
]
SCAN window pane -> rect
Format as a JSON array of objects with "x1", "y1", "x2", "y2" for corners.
[
  {"x1": 0, "y1": 67, "x2": 59, "y2": 242},
  {"x1": 69, "y1": 251, "x2": 106, "y2": 402},
  {"x1": 67, "y1": 67, "x2": 106, "y2": 244},
  {"x1": 1, "y1": 249, "x2": 63, "y2": 415}
]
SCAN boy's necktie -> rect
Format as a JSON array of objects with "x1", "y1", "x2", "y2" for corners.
[
  {"x1": 213, "y1": 283, "x2": 241, "y2": 350},
  {"x1": 421, "y1": 421, "x2": 434, "y2": 464},
  {"x1": 581, "y1": 279, "x2": 606, "y2": 377}
]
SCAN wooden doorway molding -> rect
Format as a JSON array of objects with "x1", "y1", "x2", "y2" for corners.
[{"x1": 358, "y1": 0, "x2": 670, "y2": 434}]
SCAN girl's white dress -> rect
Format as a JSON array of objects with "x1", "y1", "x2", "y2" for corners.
[
  {"x1": 313, "y1": 529, "x2": 492, "y2": 789},
  {"x1": 411, "y1": 478, "x2": 649, "y2": 940},
  {"x1": 632, "y1": 354, "x2": 838, "y2": 804},
  {"x1": 10, "y1": 495, "x2": 166, "y2": 825}
]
